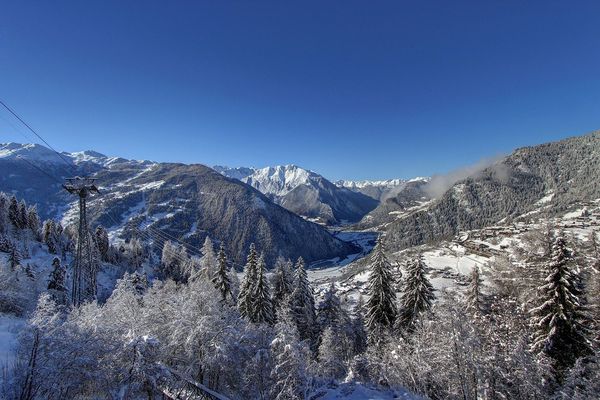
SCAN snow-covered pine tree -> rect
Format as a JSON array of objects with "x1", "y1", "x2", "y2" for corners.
[
  {"x1": 160, "y1": 241, "x2": 185, "y2": 282},
  {"x1": 466, "y1": 266, "x2": 484, "y2": 314},
  {"x1": 289, "y1": 257, "x2": 317, "y2": 345},
  {"x1": 26, "y1": 205, "x2": 40, "y2": 239},
  {"x1": 270, "y1": 306, "x2": 310, "y2": 400},
  {"x1": 128, "y1": 237, "x2": 145, "y2": 271},
  {"x1": 530, "y1": 235, "x2": 593, "y2": 377},
  {"x1": 238, "y1": 243, "x2": 259, "y2": 320},
  {"x1": 352, "y1": 296, "x2": 368, "y2": 355},
  {"x1": 228, "y1": 265, "x2": 241, "y2": 305},
  {"x1": 317, "y1": 327, "x2": 347, "y2": 379},
  {"x1": 8, "y1": 243, "x2": 20, "y2": 271},
  {"x1": 316, "y1": 283, "x2": 342, "y2": 331},
  {"x1": 365, "y1": 236, "x2": 397, "y2": 341},
  {"x1": 18, "y1": 200, "x2": 28, "y2": 230},
  {"x1": 198, "y1": 236, "x2": 218, "y2": 281},
  {"x1": 95, "y1": 226, "x2": 109, "y2": 262},
  {"x1": 47, "y1": 257, "x2": 67, "y2": 305},
  {"x1": 271, "y1": 257, "x2": 293, "y2": 315},
  {"x1": 250, "y1": 254, "x2": 274, "y2": 324},
  {"x1": 42, "y1": 220, "x2": 58, "y2": 254},
  {"x1": 398, "y1": 253, "x2": 435, "y2": 333},
  {"x1": 0, "y1": 193, "x2": 8, "y2": 235},
  {"x1": 8, "y1": 195, "x2": 19, "y2": 229},
  {"x1": 212, "y1": 243, "x2": 233, "y2": 304}
]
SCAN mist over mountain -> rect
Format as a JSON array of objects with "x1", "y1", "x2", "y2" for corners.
[{"x1": 385, "y1": 131, "x2": 600, "y2": 249}]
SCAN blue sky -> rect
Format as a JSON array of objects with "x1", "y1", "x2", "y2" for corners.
[{"x1": 1, "y1": 1, "x2": 600, "y2": 180}]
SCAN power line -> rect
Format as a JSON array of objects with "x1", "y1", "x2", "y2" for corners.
[{"x1": 0, "y1": 99, "x2": 76, "y2": 172}]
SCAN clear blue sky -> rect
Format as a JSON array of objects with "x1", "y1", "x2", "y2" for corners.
[{"x1": 1, "y1": 1, "x2": 600, "y2": 180}]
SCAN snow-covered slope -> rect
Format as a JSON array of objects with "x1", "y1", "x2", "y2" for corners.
[
  {"x1": 336, "y1": 177, "x2": 430, "y2": 202},
  {"x1": 217, "y1": 165, "x2": 378, "y2": 225},
  {"x1": 0, "y1": 143, "x2": 358, "y2": 265}
]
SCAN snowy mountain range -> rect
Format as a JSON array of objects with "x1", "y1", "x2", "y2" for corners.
[
  {"x1": 0, "y1": 143, "x2": 357, "y2": 265},
  {"x1": 4, "y1": 130, "x2": 600, "y2": 263},
  {"x1": 215, "y1": 165, "x2": 381, "y2": 225}
]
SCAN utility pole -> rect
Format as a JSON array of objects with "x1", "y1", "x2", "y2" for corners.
[{"x1": 63, "y1": 177, "x2": 99, "y2": 306}]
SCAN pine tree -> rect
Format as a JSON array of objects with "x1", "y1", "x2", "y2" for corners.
[
  {"x1": 128, "y1": 237, "x2": 145, "y2": 271},
  {"x1": 271, "y1": 257, "x2": 293, "y2": 315},
  {"x1": 0, "y1": 193, "x2": 8, "y2": 235},
  {"x1": 160, "y1": 241, "x2": 185, "y2": 282},
  {"x1": 8, "y1": 244, "x2": 21, "y2": 271},
  {"x1": 365, "y1": 236, "x2": 397, "y2": 341},
  {"x1": 316, "y1": 283, "x2": 343, "y2": 331},
  {"x1": 250, "y1": 254, "x2": 274, "y2": 324},
  {"x1": 289, "y1": 257, "x2": 317, "y2": 345},
  {"x1": 351, "y1": 296, "x2": 368, "y2": 355},
  {"x1": 26, "y1": 206, "x2": 40, "y2": 238},
  {"x1": 95, "y1": 226, "x2": 109, "y2": 261},
  {"x1": 270, "y1": 306, "x2": 310, "y2": 400},
  {"x1": 398, "y1": 253, "x2": 435, "y2": 333},
  {"x1": 317, "y1": 327, "x2": 347, "y2": 379},
  {"x1": 212, "y1": 243, "x2": 233, "y2": 304},
  {"x1": 42, "y1": 220, "x2": 58, "y2": 254},
  {"x1": 199, "y1": 236, "x2": 218, "y2": 280},
  {"x1": 530, "y1": 235, "x2": 593, "y2": 377},
  {"x1": 466, "y1": 266, "x2": 484, "y2": 314},
  {"x1": 47, "y1": 257, "x2": 67, "y2": 305},
  {"x1": 8, "y1": 195, "x2": 19, "y2": 228},
  {"x1": 238, "y1": 243, "x2": 259, "y2": 320},
  {"x1": 18, "y1": 200, "x2": 28, "y2": 230}
]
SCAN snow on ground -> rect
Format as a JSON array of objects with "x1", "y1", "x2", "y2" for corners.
[
  {"x1": 308, "y1": 231, "x2": 377, "y2": 282},
  {"x1": 310, "y1": 201, "x2": 600, "y2": 306},
  {"x1": 312, "y1": 382, "x2": 420, "y2": 400},
  {"x1": 0, "y1": 315, "x2": 25, "y2": 368}
]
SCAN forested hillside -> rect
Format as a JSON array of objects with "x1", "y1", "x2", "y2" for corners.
[{"x1": 386, "y1": 131, "x2": 600, "y2": 249}]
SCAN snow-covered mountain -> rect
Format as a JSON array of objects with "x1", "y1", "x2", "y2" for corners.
[
  {"x1": 385, "y1": 131, "x2": 600, "y2": 250},
  {"x1": 0, "y1": 143, "x2": 357, "y2": 265},
  {"x1": 216, "y1": 164, "x2": 378, "y2": 225},
  {"x1": 335, "y1": 177, "x2": 430, "y2": 202}
]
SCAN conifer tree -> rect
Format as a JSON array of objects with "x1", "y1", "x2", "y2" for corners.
[
  {"x1": 212, "y1": 243, "x2": 233, "y2": 304},
  {"x1": 398, "y1": 253, "x2": 435, "y2": 332},
  {"x1": 530, "y1": 235, "x2": 593, "y2": 377},
  {"x1": 95, "y1": 226, "x2": 110, "y2": 261},
  {"x1": 352, "y1": 296, "x2": 368, "y2": 355},
  {"x1": 160, "y1": 241, "x2": 185, "y2": 282},
  {"x1": 199, "y1": 236, "x2": 218, "y2": 280},
  {"x1": 0, "y1": 193, "x2": 8, "y2": 235},
  {"x1": 26, "y1": 206, "x2": 40, "y2": 239},
  {"x1": 466, "y1": 266, "x2": 484, "y2": 314},
  {"x1": 42, "y1": 220, "x2": 58, "y2": 254},
  {"x1": 250, "y1": 254, "x2": 274, "y2": 324},
  {"x1": 47, "y1": 257, "x2": 67, "y2": 305},
  {"x1": 316, "y1": 283, "x2": 343, "y2": 331},
  {"x1": 8, "y1": 195, "x2": 19, "y2": 228},
  {"x1": 289, "y1": 257, "x2": 317, "y2": 344},
  {"x1": 271, "y1": 257, "x2": 293, "y2": 314},
  {"x1": 317, "y1": 327, "x2": 347, "y2": 379},
  {"x1": 270, "y1": 306, "x2": 310, "y2": 400},
  {"x1": 238, "y1": 243, "x2": 259, "y2": 320},
  {"x1": 8, "y1": 244, "x2": 20, "y2": 271},
  {"x1": 18, "y1": 200, "x2": 28, "y2": 230},
  {"x1": 365, "y1": 236, "x2": 397, "y2": 341}
]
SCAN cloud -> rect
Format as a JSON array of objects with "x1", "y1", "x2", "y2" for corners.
[{"x1": 424, "y1": 154, "x2": 506, "y2": 198}]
